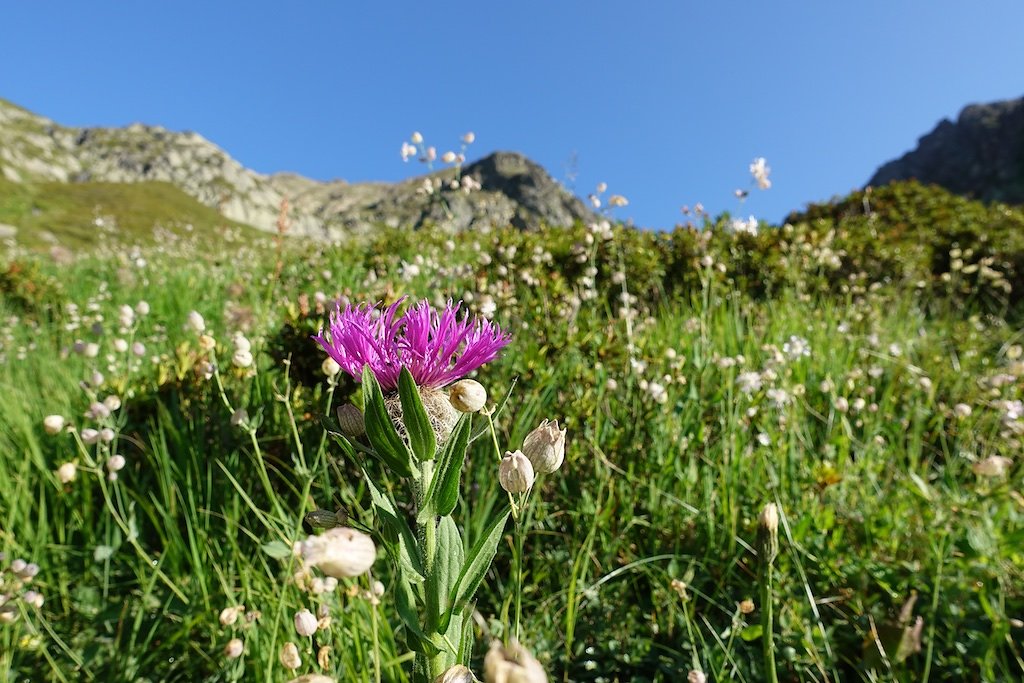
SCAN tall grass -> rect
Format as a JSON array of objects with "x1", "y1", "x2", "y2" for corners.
[{"x1": 1, "y1": 211, "x2": 1023, "y2": 681}]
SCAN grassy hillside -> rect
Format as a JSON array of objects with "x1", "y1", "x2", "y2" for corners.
[
  {"x1": 0, "y1": 182, "x2": 1022, "y2": 682},
  {"x1": 0, "y1": 177, "x2": 264, "y2": 248}
]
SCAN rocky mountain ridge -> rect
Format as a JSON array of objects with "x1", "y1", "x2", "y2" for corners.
[
  {"x1": 0, "y1": 98, "x2": 595, "y2": 238},
  {"x1": 868, "y1": 94, "x2": 1024, "y2": 204}
]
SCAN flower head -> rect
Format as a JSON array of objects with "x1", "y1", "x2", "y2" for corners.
[{"x1": 314, "y1": 298, "x2": 510, "y2": 392}]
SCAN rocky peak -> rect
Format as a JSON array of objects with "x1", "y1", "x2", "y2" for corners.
[
  {"x1": 0, "y1": 98, "x2": 596, "y2": 238},
  {"x1": 868, "y1": 95, "x2": 1024, "y2": 204}
]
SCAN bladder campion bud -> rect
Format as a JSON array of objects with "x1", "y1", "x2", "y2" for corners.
[
  {"x1": 435, "y1": 664, "x2": 477, "y2": 683},
  {"x1": 522, "y1": 419, "x2": 566, "y2": 473},
  {"x1": 499, "y1": 450, "x2": 535, "y2": 494},
  {"x1": 448, "y1": 379, "x2": 487, "y2": 413},
  {"x1": 294, "y1": 609, "x2": 318, "y2": 637},
  {"x1": 301, "y1": 527, "x2": 377, "y2": 579},
  {"x1": 279, "y1": 642, "x2": 301, "y2": 670}
]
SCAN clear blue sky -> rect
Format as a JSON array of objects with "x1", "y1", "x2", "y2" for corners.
[{"x1": 2, "y1": 2, "x2": 1022, "y2": 228}]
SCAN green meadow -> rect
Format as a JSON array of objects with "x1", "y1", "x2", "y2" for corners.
[{"x1": 1, "y1": 181, "x2": 1022, "y2": 682}]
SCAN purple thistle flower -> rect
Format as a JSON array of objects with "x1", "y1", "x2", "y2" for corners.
[{"x1": 314, "y1": 298, "x2": 511, "y2": 391}]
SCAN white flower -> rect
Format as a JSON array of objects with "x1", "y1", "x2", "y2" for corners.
[
  {"x1": 410, "y1": 131, "x2": 423, "y2": 144},
  {"x1": 56, "y1": 462, "x2": 77, "y2": 484},
  {"x1": 186, "y1": 311, "x2": 206, "y2": 333},
  {"x1": 441, "y1": 151, "x2": 457, "y2": 164},
  {"x1": 43, "y1": 415, "x2": 66, "y2": 435},
  {"x1": 106, "y1": 454, "x2": 126, "y2": 473},
  {"x1": 953, "y1": 403, "x2": 972, "y2": 418},
  {"x1": 729, "y1": 216, "x2": 759, "y2": 235},
  {"x1": 749, "y1": 157, "x2": 771, "y2": 190},
  {"x1": 462, "y1": 132, "x2": 475, "y2": 144},
  {"x1": 782, "y1": 335, "x2": 811, "y2": 360},
  {"x1": 321, "y1": 357, "x2": 341, "y2": 377},
  {"x1": 400, "y1": 142, "x2": 417, "y2": 161},
  {"x1": 736, "y1": 371, "x2": 762, "y2": 395},
  {"x1": 301, "y1": 528, "x2": 377, "y2": 579}
]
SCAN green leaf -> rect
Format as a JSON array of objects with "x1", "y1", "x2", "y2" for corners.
[
  {"x1": 361, "y1": 365, "x2": 415, "y2": 477},
  {"x1": 395, "y1": 572, "x2": 440, "y2": 657},
  {"x1": 363, "y1": 471, "x2": 425, "y2": 582},
  {"x1": 398, "y1": 367, "x2": 436, "y2": 461},
  {"x1": 739, "y1": 624, "x2": 763, "y2": 641},
  {"x1": 428, "y1": 516, "x2": 464, "y2": 632},
  {"x1": 439, "y1": 505, "x2": 510, "y2": 632},
  {"x1": 321, "y1": 416, "x2": 358, "y2": 460},
  {"x1": 260, "y1": 540, "x2": 293, "y2": 559},
  {"x1": 421, "y1": 414, "x2": 472, "y2": 520}
]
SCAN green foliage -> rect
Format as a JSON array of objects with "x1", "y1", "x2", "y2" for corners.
[{"x1": 1, "y1": 181, "x2": 1023, "y2": 681}]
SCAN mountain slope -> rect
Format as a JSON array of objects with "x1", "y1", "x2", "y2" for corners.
[{"x1": 0, "y1": 98, "x2": 595, "y2": 240}]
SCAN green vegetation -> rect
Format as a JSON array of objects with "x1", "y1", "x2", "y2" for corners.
[
  {"x1": 0, "y1": 177, "x2": 261, "y2": 249},
  {"x1": 0, "y1": 181, "x2": 1022, "y2": 681}
]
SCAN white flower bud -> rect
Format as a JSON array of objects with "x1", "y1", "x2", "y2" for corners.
[
  {"x1": 448, "y1": 379, "x2": 487, "y2": 413},
  {"x1": 280, "y1": 642, "x2": 301, "y2": 670},
  {"x1": 973, "y1": 456, "x2": 1012, "y2": 477},
  {"x1": 483, "y1": 639, "x2": 546, "y2": 683},
  {"x1": 224, "y1": 638, "x2": 244, "y2": 659},
  {"x1": 43, "y1": 415, "x2": 66, "y2": 435},
  {"x1": 435, "y1": 664, "x2": 476, "y2": 683},
  {"x1": 56, "y1": 462, "x2": 77, "y2": 484},
  {"x1": 294, "y1": 609, "x2": 318, "y2": 637},
  {"x1": 100, "y1": 428, "x2": 116, "y2": 443},
  {"x1": 232, "y1": 349, "x2": 253, "y2": 368},
  {"x1": 522, "y1": 419, "x2": 566, "y2": 474},
  {"x1": 301, "y1": 527, "x2": 377, "y2": 579},
  {"x1": 103, "y1": 395, "x2": 122, "y2": 411},
  {"x1": 80, "y1": 428, "x2": 100, "y2": 445},
  {"x1": 107, "y1": 454, "x2": 126, "y2": 473},
  {"x1": 219, "y1": 605, "x2": 245, "y2": 626},
  {"x1": 23, "y1": 590, "x2": 44, "y2": 609},
  {"x1": 231, "y1": 409, "x2": 248, "y2": 427},
  {"x1": 233, "y1": 333, "x2": 251, "y2": 353},
  {"x1": 113, "y1": 338, "x2": 129, "y2": 353},
  {"x1": 135, "y1": 301, "x2": 150, "y2": 316},
  {"x1": 198, "y1": 334, "x2": 217, "y2": 352},
  {"x1": 411, "y1": 131, "x2": 423, "y2": 144},
  {"x1": 186, "y1": 311, "x2": 206, "y2": 333},
  {"x1": 321, "y1": 357, "x2": 341, "y2": 377},
  {"x1": 499, "y1": 450, "x2": 535, "y2": 494}
]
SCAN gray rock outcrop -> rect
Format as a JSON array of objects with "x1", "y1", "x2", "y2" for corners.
[
  {"x1": 0, "y1": 98, "x2": 596, "y2": 237},
  {"x1": 868, "y1": 95, "x2": 1024, "y2": 204}
]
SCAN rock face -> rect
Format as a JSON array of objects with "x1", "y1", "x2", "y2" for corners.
[
  {"x1": 0, "y1": 98, "x2": 595, "y2": 237},
  {"x1": 868, "y1": 95, "x2": 1024, "y2": 204}
]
